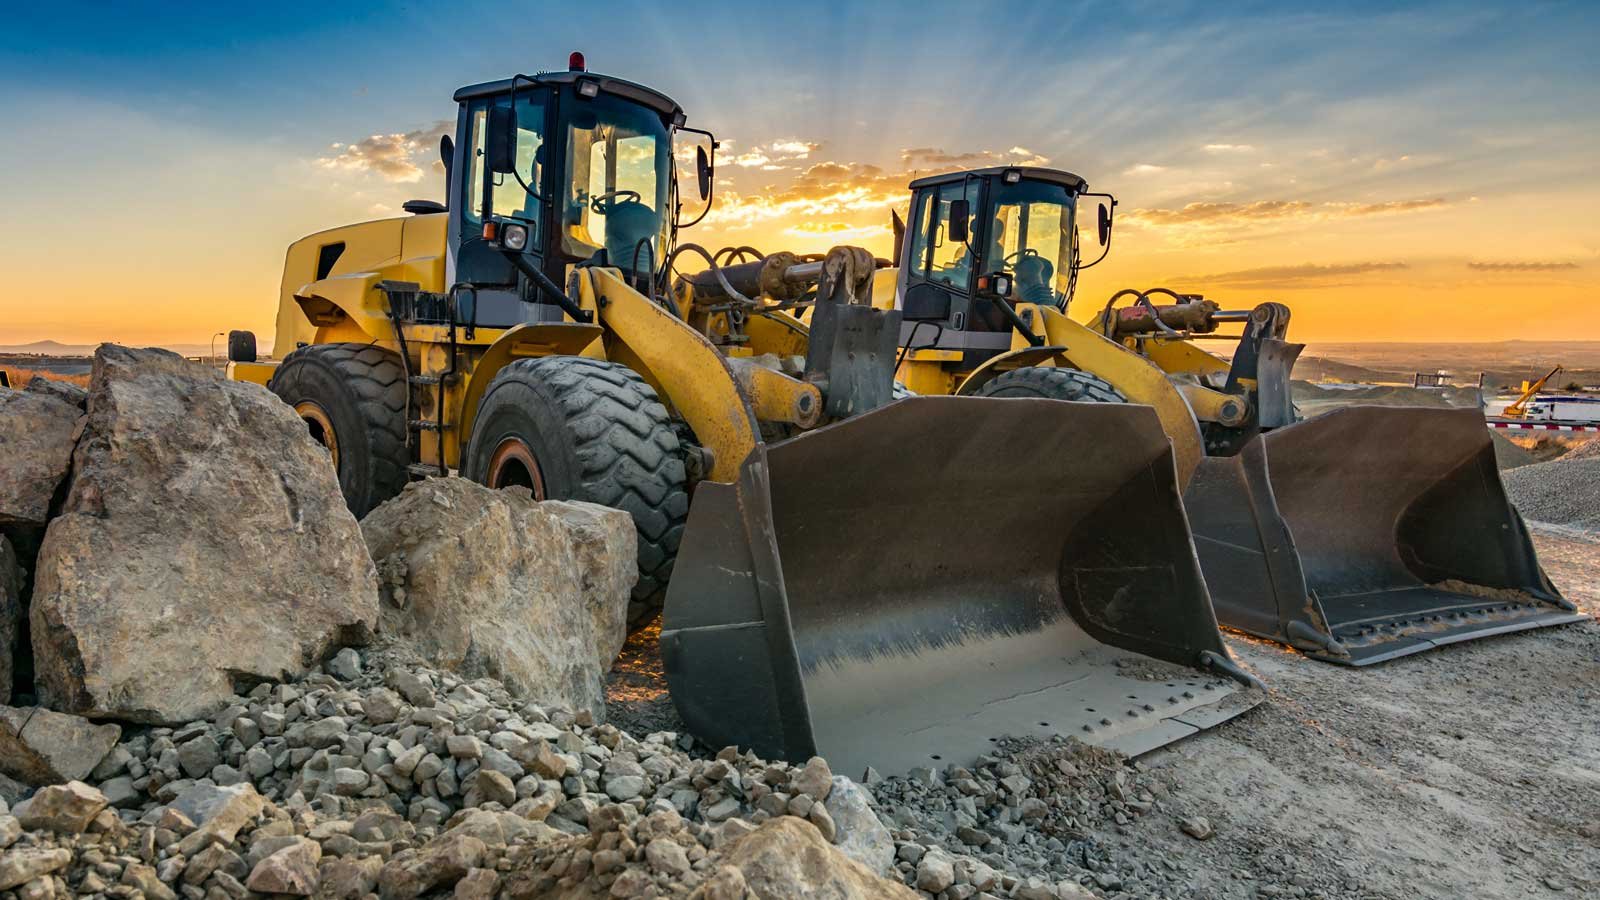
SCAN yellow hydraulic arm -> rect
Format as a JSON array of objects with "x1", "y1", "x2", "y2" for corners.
[{"x1": 1503, "y1": 365, "x2": 1561, "y2": 418}]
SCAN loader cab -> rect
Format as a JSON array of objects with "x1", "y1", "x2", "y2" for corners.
[
  {"x1": 895, "y1": 168, "x2": 1096, "y2": 362},
  {"x1": 446, "y1": 56, "x2": 707, "y2": 327}
]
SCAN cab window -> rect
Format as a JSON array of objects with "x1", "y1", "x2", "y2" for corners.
[
  {"x1": 907, "y1": 180, "x2": 981, "y2": 289},
  {"x1": 464, "y1": 95, "x2": 548, "y2": 234}
]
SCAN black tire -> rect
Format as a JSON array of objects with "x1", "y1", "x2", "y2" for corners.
[
  {"x1": 462, "y1": 356, "x2": 689, "y2": 628},
  {"x1": 228, "y1": 330, "x2": 257, "y2": 363},
  {"x1": 974, "y1": 366, "x2": 1127, "y2": 403},
  {"x1": 267, "y1": 343, "x2": 408, "y2": 518}
]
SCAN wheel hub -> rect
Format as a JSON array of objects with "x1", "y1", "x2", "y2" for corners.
[
  {"x1": 294, "y1": 401, "x2": 340, "y2": 469},
  {"x1": 487, "y1": 437, "x2": 547, "y2": 499}
]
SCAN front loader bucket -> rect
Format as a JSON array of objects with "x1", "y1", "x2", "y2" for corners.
[
  {"x1": 661, "y1": 396, "x2": 1259, "y2": 777},
  {"x1": 1186, "y1": 406, "x2": 1582, "y2": 665}
]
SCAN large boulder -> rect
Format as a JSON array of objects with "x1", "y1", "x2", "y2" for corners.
[
  {"x1": 540, "y1": 500, "x2": 637, "y2": 668},
  {"x1": 0, "y1": 535, "x2": 19, "y2": 701},
  {"x1": 29, "y1": 346, "x2": 379, "y2": 723},
  {"x1": 707, "y1": 816, "x2": 918, "y2": 899},
  {"x1": 361, "y1": 479, "x2": 635, "y2": 719},
  {"x1": 0, "y1": 704, "x2": 120, "y2": 785},
  {"x1": 0, "y1": 384, "x2": 83, "y2": 525}
]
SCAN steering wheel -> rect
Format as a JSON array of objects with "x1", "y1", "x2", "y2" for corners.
[
  {"x1": 589, "y1": 190, "x2": 641, "y2": 214},
  {"x1": 1003, "y1": 248, "x2": 1041, "y2": 266}
]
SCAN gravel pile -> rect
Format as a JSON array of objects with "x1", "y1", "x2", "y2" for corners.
[
  {"x1": 4, "y1": 647, "x2": 1113, "y2": 900},
  {"x1": 871, "y1": 737, "x2": 1205, "y2": 899},
  {"x1": 1559, "y1": 437, "x2": 1600, "y2": 461},
  {"x1": 1502, "y1": 455, "x2": 1600, "y2": 532}
]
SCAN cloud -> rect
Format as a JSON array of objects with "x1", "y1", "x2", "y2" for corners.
[
  {"x1": 782, "y1": 221, "x2": 893, "y2": 242},
  {"x1": 1127, "y1": 197, "x2": 1449, "y2": 229},
  {"x1": 1123, "y1": 164, "x2": 1167, "y2": 176},
  {"x1": 1467, "y1": 261, "x2": 1579, "y2": 271},
  {"x1": 1173, "y1": 262, "x2": 1408, "y2": 288},
  {"x1": 768, "y1": 140, "x2": 821, "y2": 158},
  {"x1": 900, "y1": 146, "x2": 1052, "y2": 168},
  {"x1": 1326, "y1": 198, "x2": 1449, "y2": 216},
  {"x1": 1203, "y1": 143, "x2": 1255, "y2": 153},
  {"x1": 317, "y1": 120, "x2": 453, "y2": 183}
]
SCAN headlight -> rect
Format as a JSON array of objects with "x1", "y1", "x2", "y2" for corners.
[
  {"x1": 501, "y1": 223, "x2": 529, "y2": 251},
  {"x1": 576, "y1": 78, "x2": 600, "y2": 99}
]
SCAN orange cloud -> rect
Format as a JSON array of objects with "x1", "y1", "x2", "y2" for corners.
[
  {"x1": 1171, "y1": 261, "x2": 1408, "y2": 288},
  {"x1": 1467, "y1": 261, "x2": 1579, "y2": 271}
]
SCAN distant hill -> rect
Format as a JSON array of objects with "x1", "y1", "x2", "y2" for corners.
[{"x1": 0, "y1": 340, "x2": 218, "y2": 357}]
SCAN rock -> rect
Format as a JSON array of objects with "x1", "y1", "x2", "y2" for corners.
[
  {"x1": 24, "y1": 376, "x2": 88, "y2": 410},
  {"x1": 0, "y1": 815, "x2": 19, "y2": 848},
  {"x1": 716, "y1": 817, "x2": 917, "y2": 899},
  {"x1": 606, "y1": 775, "x2": 648, "y2": 802},
  {"x1": 377, "y1": 831, "x2": 486, "y2": 900},
  {"x1": 452, "y1": 868, "x2": 498, "y2": 900},
  {"x1": 99, "y1": 775, "x2": 140, "y2": 808},
  {"x1": 12, "y1": 780, "x2": 107, "y2": 832},
  {"x1": 122, "y1": 863, "x2": 177, "y2": 900},
  {"x1": 318, "y1": 856, "x2": 383, "y2": 900},
  {"x1": 540, "y1": 500, "x2": 637, "y2": 668},
  {"x1": 825, "y1": 776, "x2": 894, "y2": 875},
  {"x1": 29, "y1": 346, "x2": 379, "y2": 723},
  {"x1": 0, "y1": 538, "x2": 20, "y2": 701},
  {"x1": 472, "y1": 769, "x2": 516, "y2": 807},
  {"x1": 645, "y1": 837, "x2": 691, "y2": 876},
  {"x1": 247, "y1": 838, "x2": 322, "y2": 895},
  {"x1": 0, "y1": 705, "x2": 121, "y2": 785},
  {"x1": 169, "y1": 782, "x2": 268, "y2": 854},
  {"x1": 916, "y1": 851, "x2": 956, "y2": 893},
  {"x1": 361, "y1": 479, "x2": 633, "y2": 718},
  {"x1": 1180, "y1": 815, "x2": 1215, "y2": 840},
  {"x1": 326, "y1": 647, "x2": 362, "y2": 681},
  {"x1": 0, "y1": 848, "x2": 70, "y2": 892},
  {"x1": 0, "y1": 384, "x2": 82, "y2": 525},
  {"x1": 793, "y1": 756, "x2": 834, "y2": 801},
  {"x1": 177, "y1": 734, "x2": 222, "y2": 779}
]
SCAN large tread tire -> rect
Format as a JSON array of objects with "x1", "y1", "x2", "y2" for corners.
[
  {"x1": 975, "y1": 366, "x2": 1127, "y2": 404},
  {"x1": 462, "y1": 356, "x2": 689, "y2": 629},
  {"x1": 267, "y1": 343, "x2": 409, "y2": 518}
]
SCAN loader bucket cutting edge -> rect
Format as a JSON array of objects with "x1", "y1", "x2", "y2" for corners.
[
  {"x1": 661, "y1": 396, "x2": 1260, "y2": 777},
  {"x1": 1186, "y1": 405, "x2": 1583, "y2": 666}
]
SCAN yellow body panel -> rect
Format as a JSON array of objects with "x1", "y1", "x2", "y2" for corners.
[
  {"x1": 273, "y1": 214, "x2": 447, "y2": 354},
  {"x1": 226, "y1": 360, "x2": 278, "y2": 387}
]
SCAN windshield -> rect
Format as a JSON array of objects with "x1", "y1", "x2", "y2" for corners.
[
  {"x1": 561, "y1": 92, "x2": 672, "y2": 273},
  {"x1": 980, "y1": 180, "x2": 1078, "y2": 307}
]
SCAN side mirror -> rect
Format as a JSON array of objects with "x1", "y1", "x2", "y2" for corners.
[
  {"x1": 890, "y1": 208, "x2": 906, "y2": 268},
  {"x1": 695, "y1": 145, "x2": 712, "y2": 201},
  {"x1": 439, "y1": 135, "x2": 455, "y2": 196},
  {"x1": 1097, "y1": 202, "x2": 1113, "y2": 245},
  {"x1": 485, "y1": 106, "x2": 516, "y2": 174},
  {"x1": 948, "y1": 198, "x2": 970, "y2": 244}
]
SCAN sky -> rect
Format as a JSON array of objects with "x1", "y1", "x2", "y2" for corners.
[{"x1": 1, "y1": 0, "x2": 1596, "y2": 348}]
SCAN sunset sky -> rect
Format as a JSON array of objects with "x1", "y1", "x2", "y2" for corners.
[{"x1": 2, "y1": 1, "x2": 1595, "y2": 348}]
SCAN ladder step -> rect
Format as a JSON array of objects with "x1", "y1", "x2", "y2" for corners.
[
  {"x1": 408, "y1": 375, "x2": 442, "y2": 385},
  {"x1": 408, "y1": 420, "x2": 451, "y2": 432},
  {"x1": 407, "y1": 463, "x2": 448, "y2": 478}
]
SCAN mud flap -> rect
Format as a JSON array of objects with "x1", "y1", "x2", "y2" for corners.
[
  {"x1": 661, "y1": 396, "x2": 1259, "y2": 777},
  {"x1": 1187, "y1": 406, "x2": 1583, "y2": 665}
]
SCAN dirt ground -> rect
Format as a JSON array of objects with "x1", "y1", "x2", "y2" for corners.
[
  {"x1": 607, "y1": 530, "x2": 1599, "y2": 899},
  {"x1": 1099, "y1": 528, "x2": 1600, "y2": 899}
]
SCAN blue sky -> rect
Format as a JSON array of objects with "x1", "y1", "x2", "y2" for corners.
[{"x1": 2, "y1": 1, "x2": 1596, "y2": 343}]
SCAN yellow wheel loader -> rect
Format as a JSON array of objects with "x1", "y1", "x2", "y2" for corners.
[
  {"x1": 851, "y1": 165, "x2": 1581, "y2": 665},
  {"x1": 226, "y1": 59, "x2": 1259, "y2": 776}
]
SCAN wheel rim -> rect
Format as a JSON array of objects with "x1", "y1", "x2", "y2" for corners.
[
  {"x1": 295, "y1": 401, "x2": 340, "y2": 469},
  {"x1": 486, "y1": 436, "x2": 547, "y2": 499}
]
